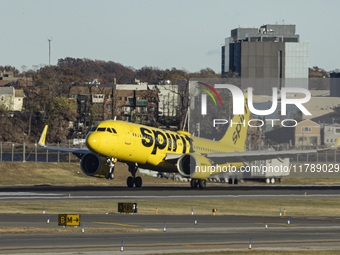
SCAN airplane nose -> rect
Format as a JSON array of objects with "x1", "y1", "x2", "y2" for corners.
[{"x1": 86, "y1": 133, "x2": 102, "y2": 151}]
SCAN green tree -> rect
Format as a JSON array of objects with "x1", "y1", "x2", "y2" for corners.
[
  {"x1": 45, "y1": 97, "x2": 77, "y2": 143},
  {"x1": 88, "y1": 104, "x2": 102, "y2": 127}
]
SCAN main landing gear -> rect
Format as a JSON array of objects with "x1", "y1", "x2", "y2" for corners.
[
  {"x1": 105, "y1": 157, "x2": 116, "y2": 180},
  {"x1": 190, "y1": 178, "x2": 207, "y2": 189},
  {"x1": 127, "y1": 164, "x2": 143, "y2": 188}
]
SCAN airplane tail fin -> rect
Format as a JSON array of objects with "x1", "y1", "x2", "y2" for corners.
[
  {"x1": 38, "y1": 125, "x2": 48, "y2": 147},
  {"x1": 218, "y1": 93, "x2": 249, "y2": 151}
]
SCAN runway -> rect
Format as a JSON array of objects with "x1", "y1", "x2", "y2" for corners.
[
  {"x1": 0, "y1": 185, "x2": 340, "y2": 201},
  {"x1": 0, "y1": 214, "x2": 340, "y2": 254},
  {"x1": 0, "y1": 185, "x2": 340, "y2": 254}
]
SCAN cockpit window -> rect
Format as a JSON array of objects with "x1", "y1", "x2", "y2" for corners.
[
  {"x1": 90, "y1": 122, "x2": 101, "y2": 132},
  {"x1": 97, "y1": 127, "x2": 106, "y2": 132},
  {"x1": 106, "y1": 127, "x2": 117, "y2": 134}
]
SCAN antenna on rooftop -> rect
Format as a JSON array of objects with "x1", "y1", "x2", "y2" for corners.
[{"x1": 48, "y1": 38, "x2": 52, "y2": 66}]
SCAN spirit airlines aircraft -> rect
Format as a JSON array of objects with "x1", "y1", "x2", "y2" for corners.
[{"x1": 39, "y1": 95, "x2": 332, "y2": 189}]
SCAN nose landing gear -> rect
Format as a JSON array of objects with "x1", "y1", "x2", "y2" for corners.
[{"x1": 105, "y1": 157, "x2": 116, "y2": 180}]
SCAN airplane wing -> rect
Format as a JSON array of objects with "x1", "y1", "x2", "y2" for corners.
[
  {"x1": 205, "y1": 148, "x2": 326, "y2": 163},
  {"x1": 39, "y1": 125, "x2": 89, "y2": 158},
  {"x1": 209, "y1": 136, "x2": 340, "y2": 163},
  {"x1": 165, "y1": 147, "x2": 336, "y2": 163}
]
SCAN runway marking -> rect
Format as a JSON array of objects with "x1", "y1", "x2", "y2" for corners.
[
  {"x1": 0, "y1": 192, "x2": 60, "y2": 196},
  {"x1": 255, "y1": 222, "x2": 298, "y2": 226},
  {"x1": 92, "y1": 222, "x2": 140, "y2": 227},
  {"x1": 72, "y1": 194, "x2": 340, "y2": 199},
  {"x1": 2, "y1": 193, "x2": 340, "y2": 200},
  {"x1": 184, "y1": 244, "x2": 247, "y2": 250}
]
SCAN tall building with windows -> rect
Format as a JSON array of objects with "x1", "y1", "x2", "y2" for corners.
[{"x1": 221, "y1": 24, "x2": 308, "y2": 94}]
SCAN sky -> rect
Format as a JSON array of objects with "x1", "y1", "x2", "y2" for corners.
[{"x1": 2, "y1": 0, "x2": 340, "y2": 73}]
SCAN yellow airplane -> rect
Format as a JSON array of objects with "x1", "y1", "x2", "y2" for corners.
[{"x1": 39, "y1": 95, "x2": 332, "y2": 189}]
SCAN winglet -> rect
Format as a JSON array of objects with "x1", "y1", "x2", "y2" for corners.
[
  {"x1": 38, "y1": 125, "x2": 48, "y2": 147},
  {"x1": 335, "y1": 136, "x2": 340, "y2": 149}
]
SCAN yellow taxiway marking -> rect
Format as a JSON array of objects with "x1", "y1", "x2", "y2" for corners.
[
  {"x1": 184, "y1": 245, "x2": 247, "y2": 250},
  {"x1": 254, "y1": 222, "x2": 298, "y2": 226},
  {"x1": 92, "y1": 222, "x2": 140, "y2": 227}
]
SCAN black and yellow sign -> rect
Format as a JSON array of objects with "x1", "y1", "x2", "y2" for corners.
[
  {"x1": 58, "y1": 214, "x2": 80, "y2": 226},
  {"x1": 118, "y1": 203, "x2": 138, "y2": 213}
]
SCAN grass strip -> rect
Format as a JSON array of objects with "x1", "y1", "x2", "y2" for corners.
[{"x1": 0, "y1": 198, "x2": 339, "y2": 216}]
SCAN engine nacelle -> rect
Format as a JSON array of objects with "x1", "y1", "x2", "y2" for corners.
[
  {"x1": 80, "y1": 153, "x2": 110, "y2": 178},
  {"x1": 177, "y1": 154, "x2": 213, "y2": 179}
]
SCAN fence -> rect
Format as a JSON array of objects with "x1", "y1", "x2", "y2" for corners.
[
  {"x1": 249, "y1": 143, "x2": 340, "y2": 163},
  {"x1": 0, "y1": 142, "x2": 80, "y2": 163},
  {"x1": 0, "y1": 142, "x2": 339, "y2": 164}
]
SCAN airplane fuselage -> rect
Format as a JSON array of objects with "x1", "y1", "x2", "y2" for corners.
[{"x1": 86, "y1": 120, "x2": 243, "y2": 172}]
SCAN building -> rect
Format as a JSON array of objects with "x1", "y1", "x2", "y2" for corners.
[
  {"x1": 251, "y1": 91, "x2": 340, "y2": 123},
  {"x1": 116, "y1": 84, "x2": 178, "y2": 117},
  {"x1": 0, "y1": 71, "x2": 33, "y2": 87},
  {"x1": 221, "y1": 24, "x2": 308, "y2": 94},
  {"x1": 0, "y1": 87, "x2": 24, "y2": 111},
  {"x1": 330, "y1": 72, "x2": 340, "y2": 97},
  {"x1": 115, "y1": 90, "x2": 158, "y2": 124},
  {"x1": 294, "y1": 119, "x2": 321, "y2": 147},
  {"x1": 324, "y1": 124, "x2": 340, "y2": 147},
  {"x1": 70, "y1": 85, "x2": 159, "y2": 128}
]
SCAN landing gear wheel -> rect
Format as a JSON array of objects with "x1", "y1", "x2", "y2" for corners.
[
  {"x1": 105, "y1": 172, "x2": 114, "y2": 180},
  {"x1": 135, "y1": 177, "x2": 142, "y2": 188},
  {"x1": 127, "y1": 176, "x2": 134, "y2": 188},
  {"x1": 198, "y1": 180, "x2": 207, "y2": 189},
  {"x1": 190, "y1": 179, "x2": 198, "y2": 189}
]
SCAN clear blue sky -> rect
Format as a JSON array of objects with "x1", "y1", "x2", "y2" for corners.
[{"x1": 2, "y1": 0, "x2": 340, "y2": 72}]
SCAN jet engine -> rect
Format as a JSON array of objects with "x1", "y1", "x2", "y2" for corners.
[
  {"x1": 177, "y1": 154, "x2": 213, "y2": 179},
  {"x1": 80, "y1": 153, "x2": 110, "y2": 178}
]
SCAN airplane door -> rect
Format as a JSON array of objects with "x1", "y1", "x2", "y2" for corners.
[{"x1": 125, "y1": 128, "x2": 131, "y2": 145}]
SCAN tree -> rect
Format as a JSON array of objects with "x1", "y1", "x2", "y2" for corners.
[
  {"x1": 88, "y1": 104, "x2": 102, "y2": 127},
  {"x1": 22, "y1": 86, "x2": 41, "y2": 139},
  {"x1": 57, "y1": 58, "x2": 136, "y2": 84},
  {"x1": 136, "y1": 66, "x2": 162, "y2": 84},
  {"x1": 45, "y1": 97, "x2": 77, "y2": 143},
  {"x1": 309, "y1": 66, "x2": 330, "y2": 90},
  {"x1": 34, "y1": 65, "x2": 88, "y2": 98}
]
